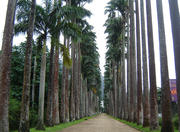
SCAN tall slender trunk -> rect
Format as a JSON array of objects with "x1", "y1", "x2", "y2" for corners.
[
  {"x1": 117, "y1": 64, "x2": 121, "y2": 118},
  {"x1": 146, "y1": 0, "x2": 159, "y2": 130},
  {"x1": 53, "y1": 37, "x2": 60, "y2": 125},
  {"x1": 85, "y1": 79, "x2": 88, "y2": 116},
  {"x1": 140, "y1": 0, "x2": 150, "y2": 127},
  {"x1": 78, "y1": 43, "x2": 82, "y2": 118},
  {"x1": 70, "y1": 42, "x2": 75, "y2": 121},
  {"x1": 46, "y1": 39, "x2": 55, "y2": 126},
  {"x1": 168, "y1": 0, "x2": 180, "y2": 130},
  {"x1": 36, "y1": 40, "x2": 46, "y2": 130},
  {"x1": 60, "y1": 37, "x2": 66, "y2": 123},
  {"x1": 122, "y1": 30, "x2": 126, "y2": 120},
  {"x1": 156, "y1": 0, "x2": 173, "y2": 131},
  {"x1": 19, "y1": 0, "x2": 36, "y2": 131},
  {"x1": 0, "y1": 0, "x2": 17, "y2": 131},
  {"x1": 113, "y1": 61, "x2": 117, "y2": 117},
  {"x1": 127, "y1": 12, "x2": 131, "y2": 122},
  {"x1": 78, "y1": 43, "x2": 81, "y2": 119},
  {"x1": 129, "y1": 0, "x2": 136, "y2": 122},
  {"x1": 61, "y1": 65, "x2": 65, "y2": 123},
  {"x1": 65, "y1": 38, "x2": 70, "y2": 122},
  {"x1": 32, "y1": 56, "x2": 37, "y2": 107},
  {"x1": 136, "y1": 0, "x2": 143, "y2": 125},
  {"x1": 75, "y1": 43, "x2": 80, "y2": 119}
]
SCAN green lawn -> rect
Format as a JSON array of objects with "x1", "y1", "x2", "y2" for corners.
[{"x1": 13, "y1": 115, "x2": 97, "y2": 132}]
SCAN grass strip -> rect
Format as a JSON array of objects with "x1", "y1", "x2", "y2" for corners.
[
  {"x1": 31, "y1": 115, "x2": 97, "y2": 132},
  {"x1": 108, "y1": 115, "x2": 177, "y2": 132},
  {"x1": 13, "y1": 115, "x2": 97, "y2": 132}
]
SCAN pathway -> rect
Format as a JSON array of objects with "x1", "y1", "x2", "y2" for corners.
[{"x1": 58, "y1": 114, "x2": 140, "y2": 132}]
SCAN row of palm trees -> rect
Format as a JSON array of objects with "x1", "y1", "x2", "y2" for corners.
[
  {"x1": 104, "y1": 0, "x2": 180, "y2": 131},
  {"x1": 0, "y1": 0, "x2": 102, "y2": 132}
]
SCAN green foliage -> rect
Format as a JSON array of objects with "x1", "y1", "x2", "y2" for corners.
[
  {"x1": 60, "y1": 44, "x2": 72, "y2": 68},
  {"x1": 9, "y1": 99, "x2": 21, "y2": 130},
  {"x1": 9, "y1": 99, "x2": 38, "y2": 131},
  {"x1": 173, "y1": 115, "x2": 179, "y2": 130},
  {"x1": 10, "y1": 43, "x2": 25, "y2": 100}
]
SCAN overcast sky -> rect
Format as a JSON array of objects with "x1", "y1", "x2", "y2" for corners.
[{"x1": 0, "y1": 0, "x2": 179, "y2": 87}]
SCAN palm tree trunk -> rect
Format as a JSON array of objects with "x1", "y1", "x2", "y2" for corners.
[
  {"x1": 19, "y1": 0, "x2": 36, "y2": 131},
  {"x1": 65, "y1": 38, "x2": 70, "y2": 122},
  {"x1": 126, "y1": 12, "x2": 131, "y2": 122},
  {"x1": 46, "y1": 38, "x2": 55, "y2": 126},
  {"x1": 75, "y1": 43, "x2": 80, "y2": 119},
  {"x1": 70, "y1": 42, "x2": 75, "y2": 121},
  {"x1": 122, "y1": 30, "x2": 126, "y2": 120},
  {"x1": 168, "y1": 0, "x2": 180, "y2": 130},
  {"x1": 136, "y1": 0, "x2": 143, "y2": 125},
  {"x1": 36, "y1": 40, "x2": 46, "y2": 130},
  {"x1": 0, "y1": 0, "x2": 17, "y2": 131},
  {"x1": 129, "y1": 0, "x2": 136, "y2": 122},
  {"x1": 60, "y1": 37, "x2": 66, "y2": 123},
  {"x1": 78, "y1": 43, "x2": 81, "y2": 119},
  {"x1": 156, "y1": 0, "x2": 174, "y2": 131},
  {"x1": 146, "y1": 0, "x2": 159, "y2": 130},
  {"x1": 61, "y1": 64, "x2": 65, "y2": 123},
  {"x1": 32, "y1": 56, "x2": 37, "y2": 107},
  {"x1": 85, "y1": 79, "x2": 88, "y2": 116},
  {"x1": 53, "y1": 37, "x2": 60, "y2": 125},
  {"x1": 140, "y1": 0, "x2": 150, "y2": 127}
]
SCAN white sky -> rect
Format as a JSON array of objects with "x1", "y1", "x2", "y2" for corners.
[{"x1": 0, "y1": 0, "x2": 179, "y2": 87}]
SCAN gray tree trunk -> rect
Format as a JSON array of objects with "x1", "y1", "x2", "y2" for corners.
[
  {"x1": 168, "y1": 0, "x2": 180, "y2": 131},
  {"x1": 129, "y1": 0, "x2": 136, "y2": 122},
  {"x1": 126, "y1": 12, "x2": 131, "y2": 122},
  {"x1": 0, "y1": 0, "x2": 17, "y2": 131},
  {"x1": 140, "y1": 0, "x2": 150, "y2": 127},
  {"x1": 65, "y1": 38, "x2": 70, "y2": 122},
  {"x1": 136, "y1": 0, "x2": 143, "y2": 125},
  {"x1": 146, "y1": 0, "x2": 159, "y2": 130},
  {"x1": 53, "y1": 38, "x2": 60, "y2": 125},
  {"x1": 32, "y1": 56, "x2": 37, "y2": 107},
  {"x1": 36, "y1": 40, "x2": 46, "y2": 130},
  {"x1": 156, "y1": 0, "x2": 174, "y2": 131},
  {"x1": 70, "y1": 42, "x2": 75, "y2": 121},
  {"x1": 46, "y1": 38, "x2": 55, "y2": 126},
  {"x1": 60, "y1": 37, "x2": 66, "y2": 123}
]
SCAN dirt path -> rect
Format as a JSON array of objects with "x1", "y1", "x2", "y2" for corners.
[{"x1": 58, "y1": 114, "x2": 140, "y2": 132}]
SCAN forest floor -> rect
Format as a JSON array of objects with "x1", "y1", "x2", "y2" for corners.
[{"x1": 58, "y1": 114, "x2": 140, "y2": 132}]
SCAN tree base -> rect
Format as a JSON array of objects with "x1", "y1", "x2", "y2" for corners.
[{"x1": 36, "y1": 120, "x2": 45, "y2": 130}]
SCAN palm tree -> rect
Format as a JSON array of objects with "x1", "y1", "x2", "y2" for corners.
[
  {"x1": 36, "y1": 38, "x2": 46, "y2": 130},
  {"x1": 140, "y1": 0, "x2": 150, "y2": 127},
  {"x1": 0, "y1": 0, "x2": 17, "y2": 131},
  {"x1": 52, "y1": 34, "x2": 60, "y2": 125},
  {"x1": 146, "y1": 0, "x2": 158, "y2": 130},
  {"x1": 168, "y1": 0, "x2": 180, "y2": 130},
  {"x1": 136, "y1": 0, "x2": 143, "y2": 125},
  {"x1": 129, "y1": 0, "x2": 136, "y2": 122},
  {"x1": 36, "y1": 0, "x2": 54, "y2": 128},
  {"x1": 156, "y1": 0, "x2": 173, "y2": 131},
  {"x1": 19, "y1": 0, "x2": 36, "y2": 131},
  {"x1": 46, "y1": 38, "x2": 55, "y2": 126}
]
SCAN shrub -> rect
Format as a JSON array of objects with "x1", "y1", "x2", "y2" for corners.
[
  {"x1": 9, "y1": 99, "x2": 21, "y2": 130},
  {"x1": 173, "y1": 115, "x2": 179, "y2": 130},
  {"x1": 9, "y1": 98, "x2": 38, "y2": 131}
]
